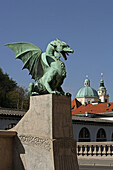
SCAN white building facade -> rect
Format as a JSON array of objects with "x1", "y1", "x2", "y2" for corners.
[{"x1": 72, "y1": 116, "x2": 113, "y2": 142}]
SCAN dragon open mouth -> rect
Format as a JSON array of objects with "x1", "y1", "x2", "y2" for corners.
[
  {"x1": 61, "y1": 51, "x2": 70, "y2": 60},
  {"x1": 61, "y1": 50, "x2": 73, "y2": 60}
]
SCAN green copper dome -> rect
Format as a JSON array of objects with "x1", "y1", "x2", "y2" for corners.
[
  {"x1": 76, "y1": 78, "x2": 98, "y2": 98},
  {"x1": 76, "y1": 86, "x2": 98, "y2": 97}
]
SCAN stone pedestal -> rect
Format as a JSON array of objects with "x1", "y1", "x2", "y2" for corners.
[
  {"x1": 12, "y1": 94, "x2": 79, "y2": 170},
  {"x1": 0, "y1": 131, "x2": 17, "y2": 170}
]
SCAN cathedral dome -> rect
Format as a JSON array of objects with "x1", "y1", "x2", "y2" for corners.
[
  {"x1": 76, "y1": 78, "x2": 98, "y2": 98},
  {"x1": 76, "y1": 86, "x2": 98, "y2": 97}
]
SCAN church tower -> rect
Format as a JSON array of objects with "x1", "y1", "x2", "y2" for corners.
[{"x1": 98, "y1": 73, "x2": 109, "y2": 103}]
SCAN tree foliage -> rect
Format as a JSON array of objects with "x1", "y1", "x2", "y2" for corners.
[{"x1": 0, "y1": 68, "x2": 29, "y2": 110}]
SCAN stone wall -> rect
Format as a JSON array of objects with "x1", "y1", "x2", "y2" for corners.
[
  {"x1": 0, "y1": 131, "x2": 17, "y2": 170},
  {"x1": 0, "y1": 95, "x2": 79, "y2": 170}
]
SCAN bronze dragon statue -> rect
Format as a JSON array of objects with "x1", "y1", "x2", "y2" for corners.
[{"x1": 6, "y1": 39, "x2": 74, "y2": 96}]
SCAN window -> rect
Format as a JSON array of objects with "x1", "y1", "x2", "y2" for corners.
[
  {"x1": 96, "y1": 128, "x2": 106, "y2": 142},
  {"x1": 5, "y1": 123, "x2": 16, "y2": 130},
  {"x1": 79, "y1": 127, "x2": 90, "y2": 142}
]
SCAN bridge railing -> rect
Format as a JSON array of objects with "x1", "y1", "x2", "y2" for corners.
[{"x1": 77, "y1": 142, "x2": 113, "y2": 157}]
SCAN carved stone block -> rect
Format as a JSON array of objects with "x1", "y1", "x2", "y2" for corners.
[{"x1": 12, "y1": 94, "x2": 79, "y2": 170}]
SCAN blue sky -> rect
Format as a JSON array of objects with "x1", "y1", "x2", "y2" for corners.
[{"x1": 0, "y1": 0, "x2": 113, "y2": 100}]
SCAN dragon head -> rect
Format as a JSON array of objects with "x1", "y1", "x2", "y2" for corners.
[{"x1": 50, "y1": 39, "x2": 74, "y2": 60}]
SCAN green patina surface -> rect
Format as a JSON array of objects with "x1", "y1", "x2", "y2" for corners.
[
  {"x1": 98, "y1": 86, "x2": 106, "y2": 91},
  {"x1": 6, "y1": 39, "x2": 74, "y2": 96},
  {"x1": 76, "y1": 86, "x2": 99, "y2": 98}
]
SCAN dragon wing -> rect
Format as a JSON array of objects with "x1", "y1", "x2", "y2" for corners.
[{"x1": 5, "y1": 42, "x2": 44, "y2": 81}]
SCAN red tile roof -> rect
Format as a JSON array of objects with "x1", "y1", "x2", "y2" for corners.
[
  {"x1": 71, "y1": 100, "x2": 113, "y2": 115},
  {"x1": 71, "y1": 98, "x2": 82, "y2": 110}
]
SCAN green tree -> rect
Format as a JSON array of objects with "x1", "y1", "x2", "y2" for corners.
[
  {"x1": 0, "y1": 68, "x2": 17, "y2": 107},
  {"x1": 7, "y1": 86, "x2": 29, "y2": 110},
  {"x1": 0, "y1": 68, "x2": 29, "y2": 110}
]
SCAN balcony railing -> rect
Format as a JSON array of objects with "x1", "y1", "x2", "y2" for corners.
[{"x1": 77, "y1": 142, "x2": 113, "y2": 157}]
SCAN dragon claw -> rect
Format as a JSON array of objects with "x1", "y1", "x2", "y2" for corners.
[
  {"x1": 66, "y1": 93, "x2": 71, "y2": 97},
  {"x1": 52, "y1": 91, "x2": 61, "y2": 95}
]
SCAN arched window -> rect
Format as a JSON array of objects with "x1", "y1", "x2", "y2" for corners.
[
  {"x1": 96, "y1": 128, "x2": 106, "y2": 142},
  {"x1": 79, "y1": 127, "x2": 90, "y2": 142},
  {"x1": 5, "y1": 123, "x2": 16, "y2": 130}
]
